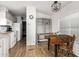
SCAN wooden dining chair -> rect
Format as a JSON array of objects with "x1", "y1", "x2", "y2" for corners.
[{"x1": 59, "y1": 35, "x2": 75, "y2": 57}]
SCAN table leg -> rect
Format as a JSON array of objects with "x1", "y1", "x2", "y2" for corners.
[
  {"x1": 48, "y1": 38, "x2": 50, "y2": 50},
  {"x1": 54, "y1": 45, "x2": 58, "y2": 57}
]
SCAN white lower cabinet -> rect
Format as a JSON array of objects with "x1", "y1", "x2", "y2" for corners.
[
  {"x1": 0, "y1": 39, "x2": 3, "y2": 57},
  {"x1": 0, "y1": 32, "x2": 16, "y2": 57},
  {"x1": 3, "y1": 37, "x2": 9, "y2": 57},
  {"x1": 0, "y1": 37, "x2": 9, "y2": 57},
  {"x1": 9, "y1": 32, "x2": 16, "y2": 48}
]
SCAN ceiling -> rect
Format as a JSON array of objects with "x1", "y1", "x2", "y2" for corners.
[{"x1": 0, "y1": 1, "x2": 72, "y2": 16}]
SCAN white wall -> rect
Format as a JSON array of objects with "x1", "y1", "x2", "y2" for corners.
[
  {"x1": 36, "y1": 11, "x2": 51, "y2": 18},
  {"x1": 60, "y1": 12, "x2": 79, "y2": 38},
  {"x1": 26, "y1": 6, "x2": 36, "y2": 45},
  {"x1": 36, "y1": 11, "x2": 52, "y2": 33},
  {"x1": 51, "y1": 15, "x2": 60, "y2": 33},
  {"x1": 36, "y1": 18, "x2": 52, "y2": 33}
]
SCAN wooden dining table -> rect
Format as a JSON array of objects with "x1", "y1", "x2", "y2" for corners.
[{"x1": 45, "y1": 34, "x2": 74, "y2": 57}]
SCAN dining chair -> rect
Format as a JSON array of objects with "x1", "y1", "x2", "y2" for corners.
[{"x1": 59, "y1": 35, "x2": 75, "y2": 57}]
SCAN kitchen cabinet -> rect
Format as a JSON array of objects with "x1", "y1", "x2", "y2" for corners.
[
  {"x1": 2, "y1": 37, "x2": 9, "y2": 57},
  {"x1": 9, "y1": 32, "x2": 16, "y2": 48},
  {"x1": 0, "y1": 32, "x2": 16, "y2": 57},
  {"x1": 0, "y1": 38, "x2": 3, "y2": 57},
  {"x1": 0, "y1": 7, "x2": 16, "y2": 26},
  {"x1": 12, "y1": 23, "x2": 21, "y2": 41},
  {"x1": 0, "y1": 36, "x2": 9, "y2": 57}
]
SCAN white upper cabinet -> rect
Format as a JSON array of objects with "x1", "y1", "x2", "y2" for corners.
[
  {"x1": 0, "y1": 7, "x2": 16, "y2": 26},
  {"x1": 0, "y1": 7, "x2": 7, "y2": 25}
]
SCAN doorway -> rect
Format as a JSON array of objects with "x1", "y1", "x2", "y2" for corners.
[{"x1": 22, "y1": 20, "x2": 26, "y2": 42}]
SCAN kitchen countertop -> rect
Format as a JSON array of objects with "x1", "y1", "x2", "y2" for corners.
[
  {"x1": 0, "y1": 31, "x2": 13, "y2": 34},
  {"x1": 0, "y1": 31, "x2": 14, "y2": 38}
]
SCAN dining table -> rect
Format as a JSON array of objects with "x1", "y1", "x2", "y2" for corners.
[{"x1": 45, "y1": 34, "x2": 74, "y2": 57}]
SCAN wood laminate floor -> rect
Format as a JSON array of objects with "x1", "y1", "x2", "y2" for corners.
[{"x1": 9, "y1": 38, "x2": 77, "y2": 57}]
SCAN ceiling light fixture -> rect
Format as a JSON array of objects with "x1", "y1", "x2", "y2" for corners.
[{"x1": 51, "y1": 1, "x2": 61, "y2": 12}]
